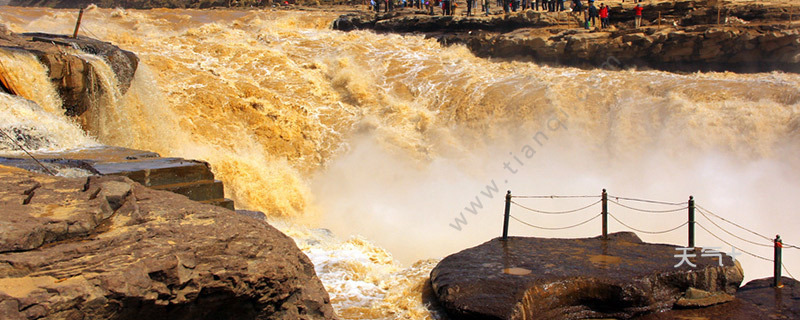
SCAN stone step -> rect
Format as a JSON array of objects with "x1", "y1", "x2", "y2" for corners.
[
  {"x1": 0, "y1": 146, "x2": 235, "y2": 211},
  {"x1": 92, "y1": 158, "x2": 214, "y2": 188},
  {"x1": 200, "y1": 198, "x2": 235, "y2": 211},
  {"x1": 151, "y1": 180, "x2": 224, "y2": 202}
]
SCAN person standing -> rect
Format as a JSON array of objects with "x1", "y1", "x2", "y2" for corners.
[
  {"x1": 634, "y1": 4, "x2": 642, "y2": 28},
  {"x1": 599, "y1": 3, "x2": 609, "y2": 28},
  {"x1": 588, "y1": 0, "x2": 598, "y2": 27},
  {"x1": 571, "y1": 0, "x2": 582, "y2": 13}
]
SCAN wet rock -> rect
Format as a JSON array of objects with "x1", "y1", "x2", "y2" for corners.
[
  {"x1": 430, "y1": 232, "x2": 743, "y2": 320},
  {"x1": 0, "y1": 166, "x2": 337, "y2": 320},
  {"x1": 639, "y1": 277, "x2": 800, "y2": 319},
  {"x1": 675, "y1": 287, "x2": 735, "y2": 308},
  {"x1": 735, "y1": 277, "x2": 800, "y2": 318},
  {"x1": 0, "y1": 32, "x2": 138, "y2": 116}
]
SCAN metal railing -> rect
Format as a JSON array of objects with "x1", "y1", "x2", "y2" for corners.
[{"x1": 500, "y1": 189, "x2": 797, "y2": 287}]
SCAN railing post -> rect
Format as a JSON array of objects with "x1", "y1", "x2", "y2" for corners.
[
  {"x1": 72, "y1": 8, "x2": 84, "y2": 39},
  {"x1": 774, "y1": 234, "x2": 783, "y2": 287},
  {"x1": 601, "y1": 189, "x2": 608, "y2": 239},
  {"x1": 502, "y1": 190, "x2": 511, "y2": 241},
  {"x1": 688, "y1": 196, "x2": 695, "y2": 248}
]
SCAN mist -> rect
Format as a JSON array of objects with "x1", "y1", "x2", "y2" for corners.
[{"x1": 312, "y1": 116, "x2": 800, "y2": 283}]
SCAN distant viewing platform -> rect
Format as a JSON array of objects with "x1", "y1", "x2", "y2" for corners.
[{"x1": 330, "y1": 0, "x2": 800, "y2": 72}]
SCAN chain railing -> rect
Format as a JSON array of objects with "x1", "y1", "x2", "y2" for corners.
[{"x1": 500, "y1": 189, "x2": 797, "y2": 288}]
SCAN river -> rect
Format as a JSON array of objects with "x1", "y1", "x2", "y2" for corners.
[{"x1": 1, "y1": 6, "x2": 799, "y2": 319}]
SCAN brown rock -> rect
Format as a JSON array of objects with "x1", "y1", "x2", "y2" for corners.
[
  {"x1": 675, "y1": 287, "x2": 735, "y2": 308},
  {"x1": 430, "y1": 232, "x2": 743, "y2": 320},
  {"x1": 639, "y1": 277, "x2": 800, "y2": 319},
  {"x1": 0, "y1": 166, "x2": 337, "y2": 320}
]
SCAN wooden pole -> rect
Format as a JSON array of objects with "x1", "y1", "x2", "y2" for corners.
[
  {"x1": 72, "y1": 8, "x2": 84, "y2": 38},
  {"x1": 502, "y1": 190, "x2": 511, "y2": 240},
  {"x1": 602, "y1": 189, "x2": 608, "y2": 239},
  {"x1": 658, "y1": 11, "x2": 662, "y2": 29},
  {"x1": 717, "y1": 6, "x2": 721, "y2": 25}
]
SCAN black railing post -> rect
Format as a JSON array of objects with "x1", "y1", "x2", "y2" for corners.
[
  {"x1": 601, "y1": 189, "x2": 608, "y2": 239},
  {"x1": 774, "y1": 234, "x2": 783, "y2": 287},
  {"x1": 688, "y1": 196, "x2": 695, "y2": 248},
  {"x1": 502, "y1": 190, "x2": 511, "y2": 241}
]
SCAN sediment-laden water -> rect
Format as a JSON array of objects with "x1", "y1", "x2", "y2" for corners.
[{"x1": 1, "y1": 6, "x2": 799, "y2": 319}]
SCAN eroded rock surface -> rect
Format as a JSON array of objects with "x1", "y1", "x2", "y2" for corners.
[
  {"x1": 0, "y1": 166, "x2": 336, "y2": 320},
  {"x1": 430, "y1": 232, "x2": 744, "y2": 320}
]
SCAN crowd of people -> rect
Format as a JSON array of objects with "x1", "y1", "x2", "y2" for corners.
[{"x1": 369, "y1": 0, "x2": 646, "y2": 30}]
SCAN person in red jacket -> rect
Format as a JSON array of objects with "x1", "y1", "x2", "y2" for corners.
[
  {"x1": 599, "y1": 3, "x2": 609, "y2": 28},
  {"x1": 634, "y1": 4, "x2": 643, "y2": 28}
]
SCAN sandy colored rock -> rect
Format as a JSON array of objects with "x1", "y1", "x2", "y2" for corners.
[{"x1": 0, "y1": 166, "x2": 337, "y2": 320}]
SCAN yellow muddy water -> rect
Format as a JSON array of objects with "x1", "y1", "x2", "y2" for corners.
[{"x1": 1, "y1": 6, "x2": 800, "y2": 319}]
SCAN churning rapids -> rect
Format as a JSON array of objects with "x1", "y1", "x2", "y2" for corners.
[{"x1": 1, "y1": 6, "x2": 800, "y2": 319}]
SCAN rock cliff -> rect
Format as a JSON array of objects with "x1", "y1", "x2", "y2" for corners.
[
  {"x1": 0, "y1": 165, "x2": 337, "y2": 320},
  {"x1": 332, "y1": 0, "x2": 800, "y2": 73},
  {"x1": 0, "y1": 26, "x2": 138, "y2": 116},
  {"x1": 439, "y1": 24, "x2": 800, "y2": 73}
]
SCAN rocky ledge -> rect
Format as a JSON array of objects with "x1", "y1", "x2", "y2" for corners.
[
  {"x1": 430, "y1": 232, "x2": 744, "y2": 319},
  {"x1": 439, "y1": 24, "x2": 800, "y2": 73},
  {"x1": 0, "y1": 26, "x2": 138, "y2": 116},
  {"x1": 0, "y1": 165, "x2": 337, "y2": 319},
  {"x1": 332, "y1": 0, "x2": 800, "y2": 73}
]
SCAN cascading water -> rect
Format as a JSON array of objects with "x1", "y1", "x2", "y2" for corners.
[
  {"x1": 1, "y1": 6, "x2": 799, "y2": 319},
  {"x1": 0, "y1": 47, "x2": 97, "y2": 154}
]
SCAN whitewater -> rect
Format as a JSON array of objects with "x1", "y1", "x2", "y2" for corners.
[{"x1": 1, "y1": 6, "x2": 799, "y2": 319}]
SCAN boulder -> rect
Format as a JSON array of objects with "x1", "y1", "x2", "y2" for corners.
[
  {"x1": 430, "y1": 232, "x2": 743, "y2": 320},
  {"x1": 0, "y1": 166, "x2": 337, "y2": 320}
]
